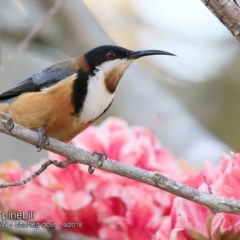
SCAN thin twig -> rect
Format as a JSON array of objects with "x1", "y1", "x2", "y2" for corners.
[
  {"x1": 0, "y1": 116, "x2": 239, "y2": 215},
  {"x1": 0, "y1": 0, "x2": 65, "y2": 75},
  {"x1": 0, "y1": 160, "x2": 53, "y2": 187}
]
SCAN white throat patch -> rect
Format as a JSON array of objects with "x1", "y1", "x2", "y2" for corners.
[
  {"x1": 79, "y1": 68, "x2": 113, "y2": 122},
  {"x1": 79, "y1": 58, "x2": 132, "y2": 123},
  {"x1": 96, "y1": 58, "x2": 132, "y2": 73}
]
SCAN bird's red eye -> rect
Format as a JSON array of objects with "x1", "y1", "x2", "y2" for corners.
[{"x1": 106, "y1": 51, "x2": 116, "y2": 59}]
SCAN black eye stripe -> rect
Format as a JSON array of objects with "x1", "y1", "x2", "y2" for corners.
[{"x1": 84, "y1": 45, "x2": 132, "y2": 67}]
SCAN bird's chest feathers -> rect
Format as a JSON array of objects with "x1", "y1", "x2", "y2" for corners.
[{"x1": 80, "y1": 71, "x2": 114, "y2": 122}]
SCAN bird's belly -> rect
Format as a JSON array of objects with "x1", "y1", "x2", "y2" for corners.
[{"x1": 48, "y1": 119, "x2": 93, "y2": 142}]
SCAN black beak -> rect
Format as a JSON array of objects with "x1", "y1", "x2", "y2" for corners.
[{"x1": 129, "y1": 50, "x2": 176, "y2": 59}]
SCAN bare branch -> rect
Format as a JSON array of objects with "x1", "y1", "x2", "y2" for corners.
[
  {"x1": 0, "y1": 116, "x2": 239, "y2": 214},
  {"x1": 201, "y1": 0, "x2": 240, "y2": 41},
  {"x1": 0, "y1": 160, "x2": 53, "y2": 187},
  {"x1": 0, "y1": 0, "x2": 65, "y2": 75}
]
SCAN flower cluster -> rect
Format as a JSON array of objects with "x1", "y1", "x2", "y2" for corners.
[{"x1": 0, "y1": 117, "x2": 240, "y2": 239}]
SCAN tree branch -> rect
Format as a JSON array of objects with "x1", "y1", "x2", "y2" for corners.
[
  {"x1": 0, "y1": 117, "x2": 239, "y2": 214},
  {"x1": 201, "y1": 0, "x2": 240, "y2": 41}
]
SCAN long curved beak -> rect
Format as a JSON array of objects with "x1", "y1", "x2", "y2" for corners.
[{"x1": 129, "y1": 50, "x2": 176, "y2": 59}]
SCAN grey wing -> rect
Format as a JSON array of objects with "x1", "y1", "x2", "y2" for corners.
[{"x1": 0, "y1": 62, "x2": 77, "y2": 103}]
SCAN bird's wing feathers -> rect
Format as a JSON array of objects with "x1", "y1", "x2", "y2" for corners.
[{"x1": 0, "y1": 60, "x2": 78, "y2": 102}]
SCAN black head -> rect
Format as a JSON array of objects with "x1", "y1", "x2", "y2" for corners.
[
  {"x1": 84, "y1": 45, "x2": 132, "y2": 68},
  {"x1": 84, "y1": 45, "x2": 175, "y2": 68}
]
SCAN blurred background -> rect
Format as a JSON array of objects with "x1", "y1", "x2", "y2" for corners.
[{"x1": 0, "y1": 0, "x2": 239, "y2": 168}]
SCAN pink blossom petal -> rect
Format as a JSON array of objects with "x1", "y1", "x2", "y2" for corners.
[{"x1": 53, "y1": 191, "x2": 92, "y2": 211}]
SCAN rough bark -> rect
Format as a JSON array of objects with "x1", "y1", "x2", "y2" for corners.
[{"x1": 201, "y1": 0, "x2": 240, "y2": 41}]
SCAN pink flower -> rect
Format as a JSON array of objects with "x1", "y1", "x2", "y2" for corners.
[
  {"x1": 1, "y1": 117, "x2": 183, "y2": 239},
  {"x1": 156, "y1": 197, "x2": 240, "y2": 240},
  {"x1": 0, "y1": 161, "x2": 23, "y2": 210},
  {"x1": 211, "y1": 153, "x2": 240, "y2": 199},
  {"x1": 15, "y1": 163, "x2": 101, "y2": 236},
  {"x1": 69, "y1": 117, "x2": 185, "y2": 181},
  {"x1": 95, "y1": 181, "x2": 166, "y2": 239},
  {"x1": 210, "y1": 153, "x2": 240, "y2": 235},
  {"x1": 185, "y1": 161, "x2": 220, "y2": 191},
  {"x1": 156, "y1": 153, "x2": 240, "y2": 240},
  {"x1": 2, "y1": 117, "x2": 239, "y2": 239},
  {"x1": 156, "y1": 197, "x2": 211, "y2": 240}
]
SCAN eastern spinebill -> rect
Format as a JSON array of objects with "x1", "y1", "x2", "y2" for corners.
[{"x1": 0, "y1": 45, "x2": 175, "y2": 151}]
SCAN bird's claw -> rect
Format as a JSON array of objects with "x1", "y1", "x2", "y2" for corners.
[
  {"x1": 88, "y1": 166, "x2": 95, "y2": 174},
  {"x1": 93, "y1": 151, "x2": 107, "y2": 167},
  {"x1": 88, "y1": 151, "x2": 107, "y2": 174},
  {"x1": 0, "y1": 112, "x2": 14, "y2": 130},
  {"x1": 36, "y1": 127, "x2": 49, "y2": 152},
  {"x1": 5, "y1": 115, "x2": 14, "y2": 131}
]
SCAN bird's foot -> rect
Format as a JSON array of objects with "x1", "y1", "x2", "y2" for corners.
[
  {"x1": 0, "y1": 112, "x2": 14, "y2": 130},
  {"x1": 36, "y1": 127, "x2": 49, "y2": 152},
  {"x1": 88, "y1": 151, "x2": 107, "y2": 174}
]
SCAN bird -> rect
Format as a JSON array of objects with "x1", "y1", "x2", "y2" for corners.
[{"x1": 0, "y1": 45, "x2": 175, "y2": 151}]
